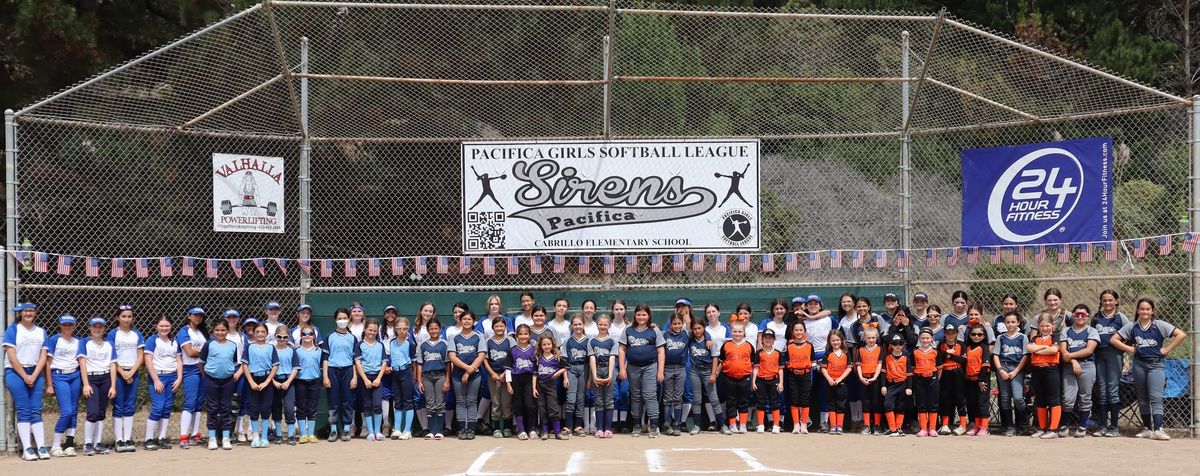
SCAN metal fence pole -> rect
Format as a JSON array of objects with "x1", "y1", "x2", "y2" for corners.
[
  {"x1": 299, "y1": 38, "x2": 312, "y2": 305},
  {"x1": 899, "y1": 32, "x2": 912, "y2": 300},
  {"x1": 1190, "y1": 95, "x2": 1200, "y2": 438},
  {"x1": 2, "y1": 109, "x2": 14, "y2": 453}
]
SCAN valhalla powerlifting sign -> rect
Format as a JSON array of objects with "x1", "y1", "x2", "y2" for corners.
[
  {"x1": 461, "y1": 140, "x2": 760, "y2": 254},
  {"x1": 212, "y1": 153, "x2": 285, "y2": 234}
]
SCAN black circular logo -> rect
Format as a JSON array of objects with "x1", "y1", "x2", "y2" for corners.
[{"x1": 721, "y1": 211, "x2": 753, "y2": 245}]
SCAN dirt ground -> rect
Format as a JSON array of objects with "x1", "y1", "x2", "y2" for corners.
[{"x1": 3, "y1": 431, "x2": 1197, "y2": 475}]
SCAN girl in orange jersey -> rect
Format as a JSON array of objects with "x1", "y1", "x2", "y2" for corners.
[
  {"x1": 881, "y1": 333, "x2": 912, "y2": 436},
  {"x1": 936, "y1": 324, "x2": 967, "y2": 435},
  {"x1": 963, "y1": 323, "x2": 992, "y2": 436},
  {"x1": 718, "y1": 322, "x2": 756, "y2": 434},
  {"x1": 819, "y1": 329, "x2": 851, "y2": 435},
  {"x1": 855, "y1": 327, "x2": 885, "y2": 435},
  {"x1": 1027, "y1": 313, "x2": 1063, "y2": 439},
  {"x1": 752, "y1": 330, "x2": 784, "y2": 433},
  {"x1": 784, "y1": 322, "x2": 816, "y2": 434},
  {"x1": 912, "y1": 328, "x2": 944, "y2": 437}
]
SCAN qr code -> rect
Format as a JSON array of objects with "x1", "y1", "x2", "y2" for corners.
[{"x1": 467, "y1": 211, "x2": 506, "y2": 250}]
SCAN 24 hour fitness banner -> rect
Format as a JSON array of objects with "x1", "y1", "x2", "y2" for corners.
[
  {"x1": 961, "y1": 137, "x2": 1112, "y2": 247},
  {"x1": 212, "y1": 153, "x2": 285, "y2": 233},
  {"x1": 461, "y1": 139, "x2": 760, "y2": 254}
]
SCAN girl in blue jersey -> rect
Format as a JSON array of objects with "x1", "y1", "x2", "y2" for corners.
[
  {"x1": 389, "y1": 318, "x2": 418, "y2": 440},
  {"x1": 378, "y1": 306, "x2": 398, "y2": 436},
  {"x1": 79, "y1": 317, "x2": 116, "y2": 456},
  {"x1": 1091, "y1": 289, "x2": 1128, "y2": 437},
  {"x1": 291, "y1": 304, "x2": 320, "y2": 345},
  {"x1": 294, "y1": 324, "x2": 325, "y2": 443},
  {"x1": 484, "y1": 318, "x2": 513, "y2": 438},
  {"x1": 5, "y1": 302, "x2": 48, "y2": 460},
  {"x1": 45, "y1": 315, "x2": 82, "y2": 457},
  {"x1": 534, "y1": 333, "x2": 569, "y2": 440},
  {"x1": 688, "y1": 318, "x2": 722, "y2": 435},
  {"x1": 609, "y1": 300, "x2": 632, "y2": 432},
  {"x1": 589, "y1": 315, "x2": 618, "y2": 438},
  {"x1": 1111, "y1": 297, "x2": 1186, "y2": 440},
  {"x1": 176, "y1": 307, "x2": 208, "y2": 447},
  {"x1": 417, "y1": 318, "x2": 450, "y2": 440},
  {"x1": 450, "y1": 311, "x2": 485, "y2": 440},
  {"x1": 619, "y1": 303, "x2": 666, "y2": 438},
  {"x1": 563, "y1": 316, "x2": 591, "y2": 436},
  {"x1": 992, "y1": 311, "x2": 1029, "y2": 436},
  {"x1": 1060, "y1": 305, "x2": 1099, "y2": 438},
  {"x1": 143, "y1": 315, "x2": 182, "y2": 450},
  {"x1": 199, "y1": 320, "x2": 240, "y2": 450},
  {"x1": 241, "y1": 322, "x2": 279, "y2": 448},
  {"x1": 106, "y1": 304, "x2": 144, "y2": 453},
  {"x1": 270, "y1": 324, "x2": 300, "y2": 445},
  {"x1": 662, "y1": 314, "x2": 689, "y2": 436},
  {"x1": 323, "y1": 308, "x2": 360, "y2": 442},
  {"x1": 356, "y1": 319, "x2": 390, "y2": 441},
  {"x1": 509, "y1": 324, "x2": 538, "y2": 440}
]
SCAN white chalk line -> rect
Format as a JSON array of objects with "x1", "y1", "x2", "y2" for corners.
[
  {"x1": 451, "y1": 446, "x2": 586, "y2": 476},
  {"x1": 647, "y1": 448, "x2": 852, "y2": 476}
]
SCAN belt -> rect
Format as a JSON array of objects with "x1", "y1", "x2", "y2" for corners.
[
  {"x1": 1032, "y1": 363, "x2": 1058, "y2": 368},
  {"x1": 119, "y1": 366, "x2": 133, "y2": 371},
  {"x1": 886, "y1": 378, "x2": 907, "y2": 383},
  {"x1": 88, "y1": 371, "x2": 110, "y2": 376},
  {"x1": 1136, "y1": 356, "x2": 1164, "y2": 363},
  {"x1": 157, "y1": 370, "x2": 175, "y2": 376},
  {"x1": 914, "y1": 372, "x2": 934, "y2": 378},
  {"x1": 789, "y1": 368, "x2": 811, "y2": 375},
  {"x1": 52, "y1": 369, "x2": 79, "y2": 374}
]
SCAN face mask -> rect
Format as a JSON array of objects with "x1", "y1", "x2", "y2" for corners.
[{"x1": 336, "y1": 319, "x2": 350, "y2": 329}]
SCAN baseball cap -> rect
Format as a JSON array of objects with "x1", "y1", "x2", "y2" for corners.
[
  {"x1": 383, "y1": 305, "x2": 398, "y2": 314},
  {"x1": 944, "y1": 323, "x2": 958, "y2": 333},
  {"x1": 187, "y1": 307, "x2": 207, "y2": 315},
  {"x1": 913, "y1": 292, "x2": 928, "y2": 301},
  {"x1": 919, "y1": 327, "x2": 933, "y2": 336},
  {"x1": 295, "y1": 304, "x2": 312, "y2": 313},
  {"x1": 761, "y1": 329, "x2": 776, "y2": 338},
  {"x1": 11, "y1": 302, "x2": 36, "y2": 312},
  {"x1": 806, "y1": 295, "x2": 821, "y2": 302},
  {"x1": 223, "y1": 309, "x2": 241, "y2": 319},
  {"x1": 264, "y1": 301, "x2": 282, "y2": 310},
  {"x1": 889, "y1": 334, "x2": 904, "y2": 344},
  {"x1": 59, "y1": 314, "x2": 77, "y2": 325},
  {"x1": 675, "y1": 298, "x2": 692, "y2": 307},
  {"x1": 88, "y1": 316, "x2": 107, "y2": 327},
  {"x1": 791, "y1": 296, "x2": 806, "y2": 304},
  {"x1": 350, "y1": 304, "x2": 365, "y2": 311},
  {"x1": 242, "y1": 317, "x2": 259, "y2": 327},
  {"x1": 884, "y1": 293, "x2": 898, "y2": 302}
]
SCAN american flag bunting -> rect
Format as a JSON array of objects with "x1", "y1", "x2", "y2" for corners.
[
  {"x1": 254, "y1": 258, "x2": 267, "y2": 276},
  {"x1": 874, "y1": 250, "x2": 886, "y2": 268},
  {"x1": 231, "y1": 259, "x2": 244, "y2": 278},
  {"x1": 966, "y1": 247, "x2": 979, "y2": 265},
  {"x1": 320, "y1": 259, "x2": 334, "y2": 278},
  {"x1": 650, "y1": 255, "x2": 663, "y2": 273},
  {"x1": 738, "y1": 254, "x2": 751, "y2": 272},
  {"x1": 715, "y1": 254, "x2": 727, "y2": 272},
  {"x1": 925, "y1": 249, "x2": 936, "y2": 267},
  {"x1": 1132, "y1": 239, "x2": 1147, "y2": 258},
  {"x1": 692, "y1": 254, "x2": 704, "y2": 272},
  {"x1": 275, "y1": 258, "x2": 288, "y2": 275},
  {"x1": 624, "y1": 256, "x2": 636, "y2": 274},
  {"x1": 483, "y1": 257, "x2": 496, "y2": 275},
  {"x1": 552, "y1": 256, "x2": 565, "y2": 273},
  {"x1": 1079, "y1": 244, "x2": 1093, "y2": 262},
  {"x1": 1011, "y1": 246, "x2": 1026, "y2": 265},
  {"x1": 393, "y1": 257, "x2": 405, "y2": 275},
  {"x1": 577, "y1": 257, "x2": 589, "y2": 274},
  {"x1": 507, "y1": 257, "x2": 520, "y2": 275},
  {"x1": 1185, "y1": 233, "x2": 1200, "y2": 253},
  {"x1": 808, "y1": 251, "x2": 821, "y2": 269},
  {"x1": 112, "y1": 258, "x2": 126, "y2": 278},
  {"x1": 830, "y1": 250, "x2": 843, "y2": 269},
  {"x1": 436, "y1": 257, "x2": 449, "y2": 274},
  {"x1": 181, "y1": 257, "x2": 195, "y2": 276},
  {"x1": 1033, "y1": 245, "x2": 1046, "y2": 263},
  {"x1": 761, "y1": 254, "x2": 775, "y2": 272},
  {"x1": 86, "y1": 257, "x2": 100, "y2": 277},
  {"x1": 34, "y1": 252, "x2": 49, "y2": 273},
  {"x1": 458, "y1": 257, "x2": 471, "y2": 274},
  {"x1": 57, "y1": 255, "x2": 73, "y2": 275},
  {"x1": 785, "y1": 253, "x2": 799, "y2": 271},
  {"x1": 946, "y1": 248, "x2": 959, "y2": 266},
  {"x1": 135, "y1": 258, "x2": 149, "y2": 278},
  {"x1": 298, "y1": 259, "x2": 312, "y2": 275},
  {"x1": 850, "y1": 250, "x2": 865, "y2": 268},
  {"x1": 603, "y1": 256, "x2": 615, "y2": 274},
  {"x1": 530, "y1": 256, "x2": 543, "y2": 274},
  {"x1": 369, "y1": 258, "x2": 381, "y2": 277},
  {"x1": 1056, "y1": 245, "x2": 1070, "y2": 263},
  {"x1": 415, "y1": 257, "x2": 429, "y2": 275},
  {"x1": 1103, "y1": 242, "x2": 1120, "y2": 261},
  {"x1": 206, "y1": 259, "x2": 219, "y2": 278},
  {"x1": 160, "y1": 257, "x2": 173, "y2": 277},
  {"x1": 895, "y1": 250, "x2": 909, "y2": 268},
  {"x1": 673, "y1": 255, "x2": 685, "y2": 272},
  {"x1": 989, "y1": 247, "x2": 1001, "y2": 265},
  {"x1": 1158, "y1": 235, "x2": 1173, "y2": 256}
]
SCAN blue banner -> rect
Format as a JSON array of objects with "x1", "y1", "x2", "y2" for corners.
[{"x1": 962, "y1": 137, "x2": 1112, "y2": 247}]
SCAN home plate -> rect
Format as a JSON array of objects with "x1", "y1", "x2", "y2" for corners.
[
  {"x1": 454, "y1": 446, "x2": 587, "y2": 476},
  {"x1": 646, "y1": 448, "x2": 851, "y2": 476}
]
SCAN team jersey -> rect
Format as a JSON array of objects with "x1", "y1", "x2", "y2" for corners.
[
  {"x1": 994, "y1": 333, "x2": 1029, "y2": 368},
  {"x1": 884, "y1": 352, "x2": 912, "y2": 383},
  {"x1": 476, "y1": 315, "x2": 514, "y2": 336},
  {"x1": 46, "y1": 334, "x2": 81, "y2": 372},
  {"x1": 199, "y1": 339, "x2": 239, "y2": 378},
  {"x1": 705, "y1": 323, "x2": 729, "y2": 350},
  {"x1": 785, "y1": 341, "x2": 815, "y2": 374},
  {"x1": 484, "y1": 336, "x2": 514, "y2": 372},
  {"x1": 389, "y1": 336, "x2": 417, "y2": 371},
  {"x1": 509, "y1": 344, "x2": 537, "y2": 375},
  {"x1": 663, "y1": 330, "x2": 689, "y2": 366},
  {"x1": 760, "y1": 319, "x2": 790, "y2": 351},
  {"x1": 450, "y1": 332, "x2": 484, "y2": 373},
  {"x1": 938, "y1": 341, "x2": 965, "y2": 371},
  {"x1": 847, "y1": 315, "x2": 890, "y2": 348},
  {"x1": 264, "y1": 321, "x2": 284, "y2": 341},
  {"x1": 563, "y1": 335, "x2": 591, "y2": 366},
  {"x1": 176, "y1": 326, "x2": 208, "y2": 366},
  {"x1": 242, "y1": 342, "x2": 280, "y2": 377},
  {"x1": 688, "y1": 335, "x2": 717, "y2": 373},
  {"x1": 1092, "y1": 312, "x2": 1129, "y2": 349},
  {"x1": 529, "y1": 326, "x2": 554, "y2": 346},
  {"x1": 291, "y1": 325, "x2": 322, "y2": 346},
  {"x1": 927, "y1": 325, "x2": 946, "y2": 345},
  {"x1": 943, "y1": 313, "x2": 970, "y2": 332},
  {"x1": 804, "y1": 316, "x2": 836, "y2": 353},
  {"x1": 143, "y1": 335, "x2": 180, "y2": 373},
  {"x1": 756, "y1": 349, "x2": 782, "y2": 381},
  {"x1": 993, "y1": 315, "x2": 1031, "y2": 338},
  {"x1": 228, "y1": 331, "x2": 246, "y2": 363},
  {"x1": 3, "y1": 323, "x2": 47, "y2": 369},
  {"x1": 820, "y1": 350, "x2": 851, "y2": 380},
  {"x1": 273, "y1": 345, "x2": 299, "y2": 378},
  {"x1": 106, "y1": 328, "x2": 145, "y2": 368},
  {"x1": 621, "y1": 326, "x2": 665, "y2": 367},
  {"x1": 349, "y1": 322, "x2": 365, "y2": 342},
  {"x1": 79, "y1": 339, "x2": 116, "y2": 373},
  {"x1": 588, "y1": 336, "x2": 617, "y2": 378},
  {"x1": 358, "y1": 339, "x2": 388, "y2": 375},
  {"x1": 1029, "y1": 334, "x2": 1060, "y2": 367},
  {"x1": 855, "y1": 345, "x2": 883, "y2": 378},
  {"x1": 719, "y1": 340, "x2": 756, "y2": 378},
  {"x1": 912, "y1": 346, "x2": 942, "y2": 377},
  {"x1": 535, "y1": 354, "x2": 567, "y2": 380},
  {"x1": 964, "y1": 343, "x2": 991, "y2": 381},
  {"x1": 1060, "y1": 325, "x2": 1100, "y2": 361},
  {"x1": 1116, "y1": 320, "x2": 1178, "y2": 360},
  {"x1": 417, "y1": 339, "x2": 450, "y2": 373},
  {"x1": 322, "y1": 331, "x2": 360, "y2": 368},
  {"x1": 548, "y1": 319, "x2": 572, "y2": 344},
  {"x1": 294, "y1": 345, "x2": 325, "y2": 380},
  {"x1": 512, "y1": 313, "x2": 534, "y2": 331}
]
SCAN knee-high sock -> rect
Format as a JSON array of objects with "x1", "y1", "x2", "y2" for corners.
[
  {"x1": 416, "y1": 409, "x2": 428, "y2": 431},
  {"x1": 1049, "y1": 406, "x2": 1062, "y2": 430},
  {"x1": 403, "y1": 410, "x2": 414, "y2": 433},
  {"x1": 1037, "y1": 407, "x2": 1048, "y2": 430},
  {"x1": 381, "y1": 400, "x2": 391, "y2": 427},
  {"x1": 180, "y1": 412, "x2": 192, "y2": 437},
  {"x1": 145, "y1": 420, "x2": 158, "y2": 442}
]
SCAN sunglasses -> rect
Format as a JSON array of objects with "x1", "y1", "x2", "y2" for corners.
[
  {"x1": 276, "y1": 335, "x2": 289, "y2": 340},
  {"x1": 118, "y1": 304, "x2": 134, "y2": 311},
  {"x1": 969, "y1": 333, "x2": 985, "y2": 336},
  {"x1": 301, "y1": 332, "x2": 315, "y2": 337}
]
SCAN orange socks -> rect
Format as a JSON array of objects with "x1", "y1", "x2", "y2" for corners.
[
  {"x1": 790, "y1": 407, "x2": 800, "y2": 425},
  {"x1": 959, "y1": 416, "x2": 968, "y2": 429},
  {"x1": 771, "y1": 410, "x2": 780, "y2": 427},
  {"x1": 1036, "y1": 407, "x2": 1048, "y2": 430},
  {"x1": 738, "y1": 412, "x2": 748, "y2": 427},
  {"x1": 897, "y1": 413, "x2": 905, "y2": 430},
  {"x1": 756, "y1": 410, "x2": 765, "y2": 426},
  {"x1": 918, "y1": 412, "x2": 928, "y2": 431},
  {"x1": 801, "y1": 407, "x2": 810, "y2": 425},
  {"x1": 886, "y1": 412, "x2": 897, "y2": 431},
  {"x1": 1050, "y1": 406, "x2": 1061, "y2": 430}
]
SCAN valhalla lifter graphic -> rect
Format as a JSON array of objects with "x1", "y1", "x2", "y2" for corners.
[
  {"x1": 461, "y1": 140, "x2": 760, "y2": 254},
  {"x1": 213, "y1": 153, "x2": 286, "y2": 234}
]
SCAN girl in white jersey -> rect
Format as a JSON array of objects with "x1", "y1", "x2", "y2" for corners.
[
  {"x1": 106, "y1": 304, "x2": 144, "y2": 453},
  {"x1": 45, "y1": 314, "x2": 81, "y2": 457},
  {"x1": 143, "y1": 315, "x2": 182, "y2": 450},
  {"x1": 79, "y1": 317, "x2": 116, "y2": 456},
  {"x1": 176, "y1": 307, "x2": 209, "y2": 447}
]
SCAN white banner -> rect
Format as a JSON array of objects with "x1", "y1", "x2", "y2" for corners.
[
  {"x1": 461, "y1": 139, "x2": 760, "y2": 254},
  {"x1": 212, "y1": 153, "x2": 285, "y2": 233}
]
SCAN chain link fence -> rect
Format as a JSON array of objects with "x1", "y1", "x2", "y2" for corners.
[{"x1": 4, "y1": 0, "x2": 1196, "y2": 443}]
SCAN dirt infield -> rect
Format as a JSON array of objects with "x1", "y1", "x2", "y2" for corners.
[{"x1": 4, "y1": 432, "x2": 1197, "y2": 475}]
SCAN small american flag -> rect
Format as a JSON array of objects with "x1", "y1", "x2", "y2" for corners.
[
  {"x1": 181, "y1": 257, "x2": 195, "y2": 276},
  {"x1": 761, "y1": 254, "x2": 775, "y2": 272},
  {"x1": 989, "y1": 247, "x2": 1001, "y2": 264},
  {"x1": 738, "y1": 254, "x2": 750, "y2": 272},
  {"x1": 1058, "y1": 244, "x2": 1072, "y2": 263},
  {"x1": 392, "y1": 257, "x2": 405, "y2": 275},
  {"x1": 135, "y1": 258, "x2": 149, "y2": 278},
  {"x1": 483, "y1": 257, "x2": 496, "y2": 275},
  {"x1": 925, "y1": 249, "x2": 936, "y2": 267},
  {"x1": 830, "y1": 250, "x2": 843, "y2": 269},
  {"x1": 552, "y1": 256, "x2": 565, "y2": 273},
  {"x1": 34, "y1": 252, "x2": 49, "y2": 273},
  {"x1": 785, "y1": 253, "x2": 798, "y2": 271},
  {"x1": 715, "y1": 254, "x2": 727, "y2": 272},
  {"x1": 692, "y1": 253, "x2": 704, "y2": 272},
  {"x1": 231, "y1": 259, "x2": 244, "y2": 278},
  {"x1": 946, "y1": 248, "x2": 959, "y2": 266},
  {"x1": 1158, "y1": 235, "x2": 1173, "y2": 256},
  {"x1": 1011, "y1": 246, "x2": 1026, "y2": 264},
  {"x1": 530, "y1": 256, "x2": 543, "y2": 274},
  {"x1": 275, "y1": 258, "x2": 288, "y2": 275},
  {"x1": 673, "y1": 255, "x2": 685, "y2": 272},
  {"x1": 369, "y1": 258, "x2": 381, "y2": 277},
  {"x1": 1132, "y1": 239, "x2": 1147, "y2": 258},
  {"x1": 1079, "y1": 243, "x2": 1093, "y2": 262},
  {"x1": 507, "y1": 257, "x2": 519, "y2": 275},
  {"x1": 86, "y1": 257, "x2": 100, "y2": 277},
  {"x1": 965, "y1": 247, "x2": 978, "y2": 265},
  {"x1": 624, "y1": 256, "x2": 636, "y2": 274},
  {"x1": 8, "y1": 250, "x2": 26, "y2": 266},
  {"x1": 253, "y1": 258, "x2": 267, "y2": 276},
  {"x1": 603, "y1": 256, "x2": 615, "y2": 274},
  {"x1": 206, "y1": 259, "x2": 219, "y2": 278},
  {"x1": 808, "y1": 251, "x2": 821, "y2": 269},
  {"x1": 436, "y1": 257, "x2": 449, "y2": 274},
  {"x1": 1102, "y1": 242, "x2": 1119, "y2": 261},
  {"x1": 57, "y1": 255, "x2": 73, "y2": 275},
  {"x1": 650, "y1": 255, "x2": 663, "y2": 273},
  {"x1": 320, "y1": 259, "x2": 334, "y2": 277},
  {"x1": 895, "y1": 250, "x2": 909, "y2": 268},
  {"x1": 112, "y1": 258, "x2": 126, "y2": 278},
  {"x1": 160, "y1": 257, "x2": 173, "y2": 277},
  {"x1": 873, "y1": 250, "x2": 886, "y2": 268},
  {"x1": 850, "y1": 250, "x2": 864, "y2": 268},
  {"x1": 577, "y1": 257, "x2": 589, "y2": 274},
  {"x1": 1032, "y1": 245, "x2": 1046, "y2": 263},
  {"x1": 415, "y1": 256, "x2": 428, "y2": 275},
  {"x1": 1185, "y1": 233, "x2": 1200, "y2": 253},
  {"x1": 298, "y1": 259, "x2": 312, "y2": 275},
  {"x1": 458, "y1": 257, "x2": 471, "y2": 274}
]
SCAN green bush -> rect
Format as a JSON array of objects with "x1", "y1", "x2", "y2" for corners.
[{"x1": 969, "y1": 263, "x2": 1039, "y2": 314}]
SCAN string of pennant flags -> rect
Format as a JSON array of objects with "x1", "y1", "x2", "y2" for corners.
[{"x1": 10, "y1": 233, "x2": 1200, "y2": 279}]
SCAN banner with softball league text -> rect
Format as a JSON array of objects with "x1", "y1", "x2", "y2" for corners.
[
  {"x1": 961, "y1": 137, "x2": 1112, "y2": 247},
  {"x1": 212, "y1": 153, "x2": 285, "y2": 233},
  {"x1": 461, "y1": 139, "x2": 760, "y2": 254}
]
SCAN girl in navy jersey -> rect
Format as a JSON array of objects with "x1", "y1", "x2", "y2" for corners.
[
  {"x1": 1091, "y1": 290, "x2": 1128, "y2": 437},
  {"x1": 143, "y1": 316, "x2": 182, "y2": 450},
  {"x1": 509, "y1": 324, "x2": 538, "y2": 440},
  {"x1": 417, "y1": 318, "x2": 449, "y2": 440},
  {"x1": 662, "y1": 314, "x2": 689, "y2": 435},
  {"x1": 589, "y1": 316, "x2": 618, "y2": 438},
  {"x1": 944, "y1": 291, "x2": 970, "y2": 332},
  {"x1": 356, "y1": 319, "x2": 389, "y2": 441},
  {"x1": 1111, "y1": 297, "x2": 1185, "y2": 440},
  {"x1": 993, "y1": 294, "x2": 1027, "y2": 337},
  {"x1": 534, "y1": 334, "x2": 569, "y2": 440},
  {"x1": 45, "y1": 315, "x2": 81, "y2": 457},
  {"x1": 294, "y1": 324, "x2": 325, "y2": 443},
  {"x1": 270, "y1": 324, "x2": 299, "y2": 445},
  {"x1": 176, "y1": 307, "x2": 208, "y2": 447},
  {"x1": 563, "y1": 316, "x2": 591, "y2": 436},
  {"x1": 79, "y1": 317, "x2": 116, "y2": 456},
  {"x1": 449, "y1": 312, "x2": 485, "y2": 440},
  {"x1": 378, "y1": 306, "x2": 398, "y2": 436},
  {"x1": 388, "y1": 318, "x2": 418, "y2": 440},
  {"x1": 687, "y1": 318, "x2": 722, "y2": 435},
  {"x1": 993, "y1": 312, "x2": 1029, "y2": 436},
  {"x1": 322, "y1": 308, "x2": 360, "y2": 442},
  {"x1": 483, "y1": 318, "x2": 513, "y2": 439},
  {"x1": 1060, "y1": 305, "x2": 1099, "y2": 438},
  {"x1": 242, "y1": 322, "x2": 279, "y2": 448},
  {"x1": 106, "y1": 304, "x2": 144, "y2": 453},
  {"x1": 609, "y1": 301, "x2": 632, "y2": 432},
  {"x1": 199, "y1": 320, "x2": 240, "y2": 450},
  {"x1": 619, "y1": 303, "x2": 666, "y2": 438}
]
